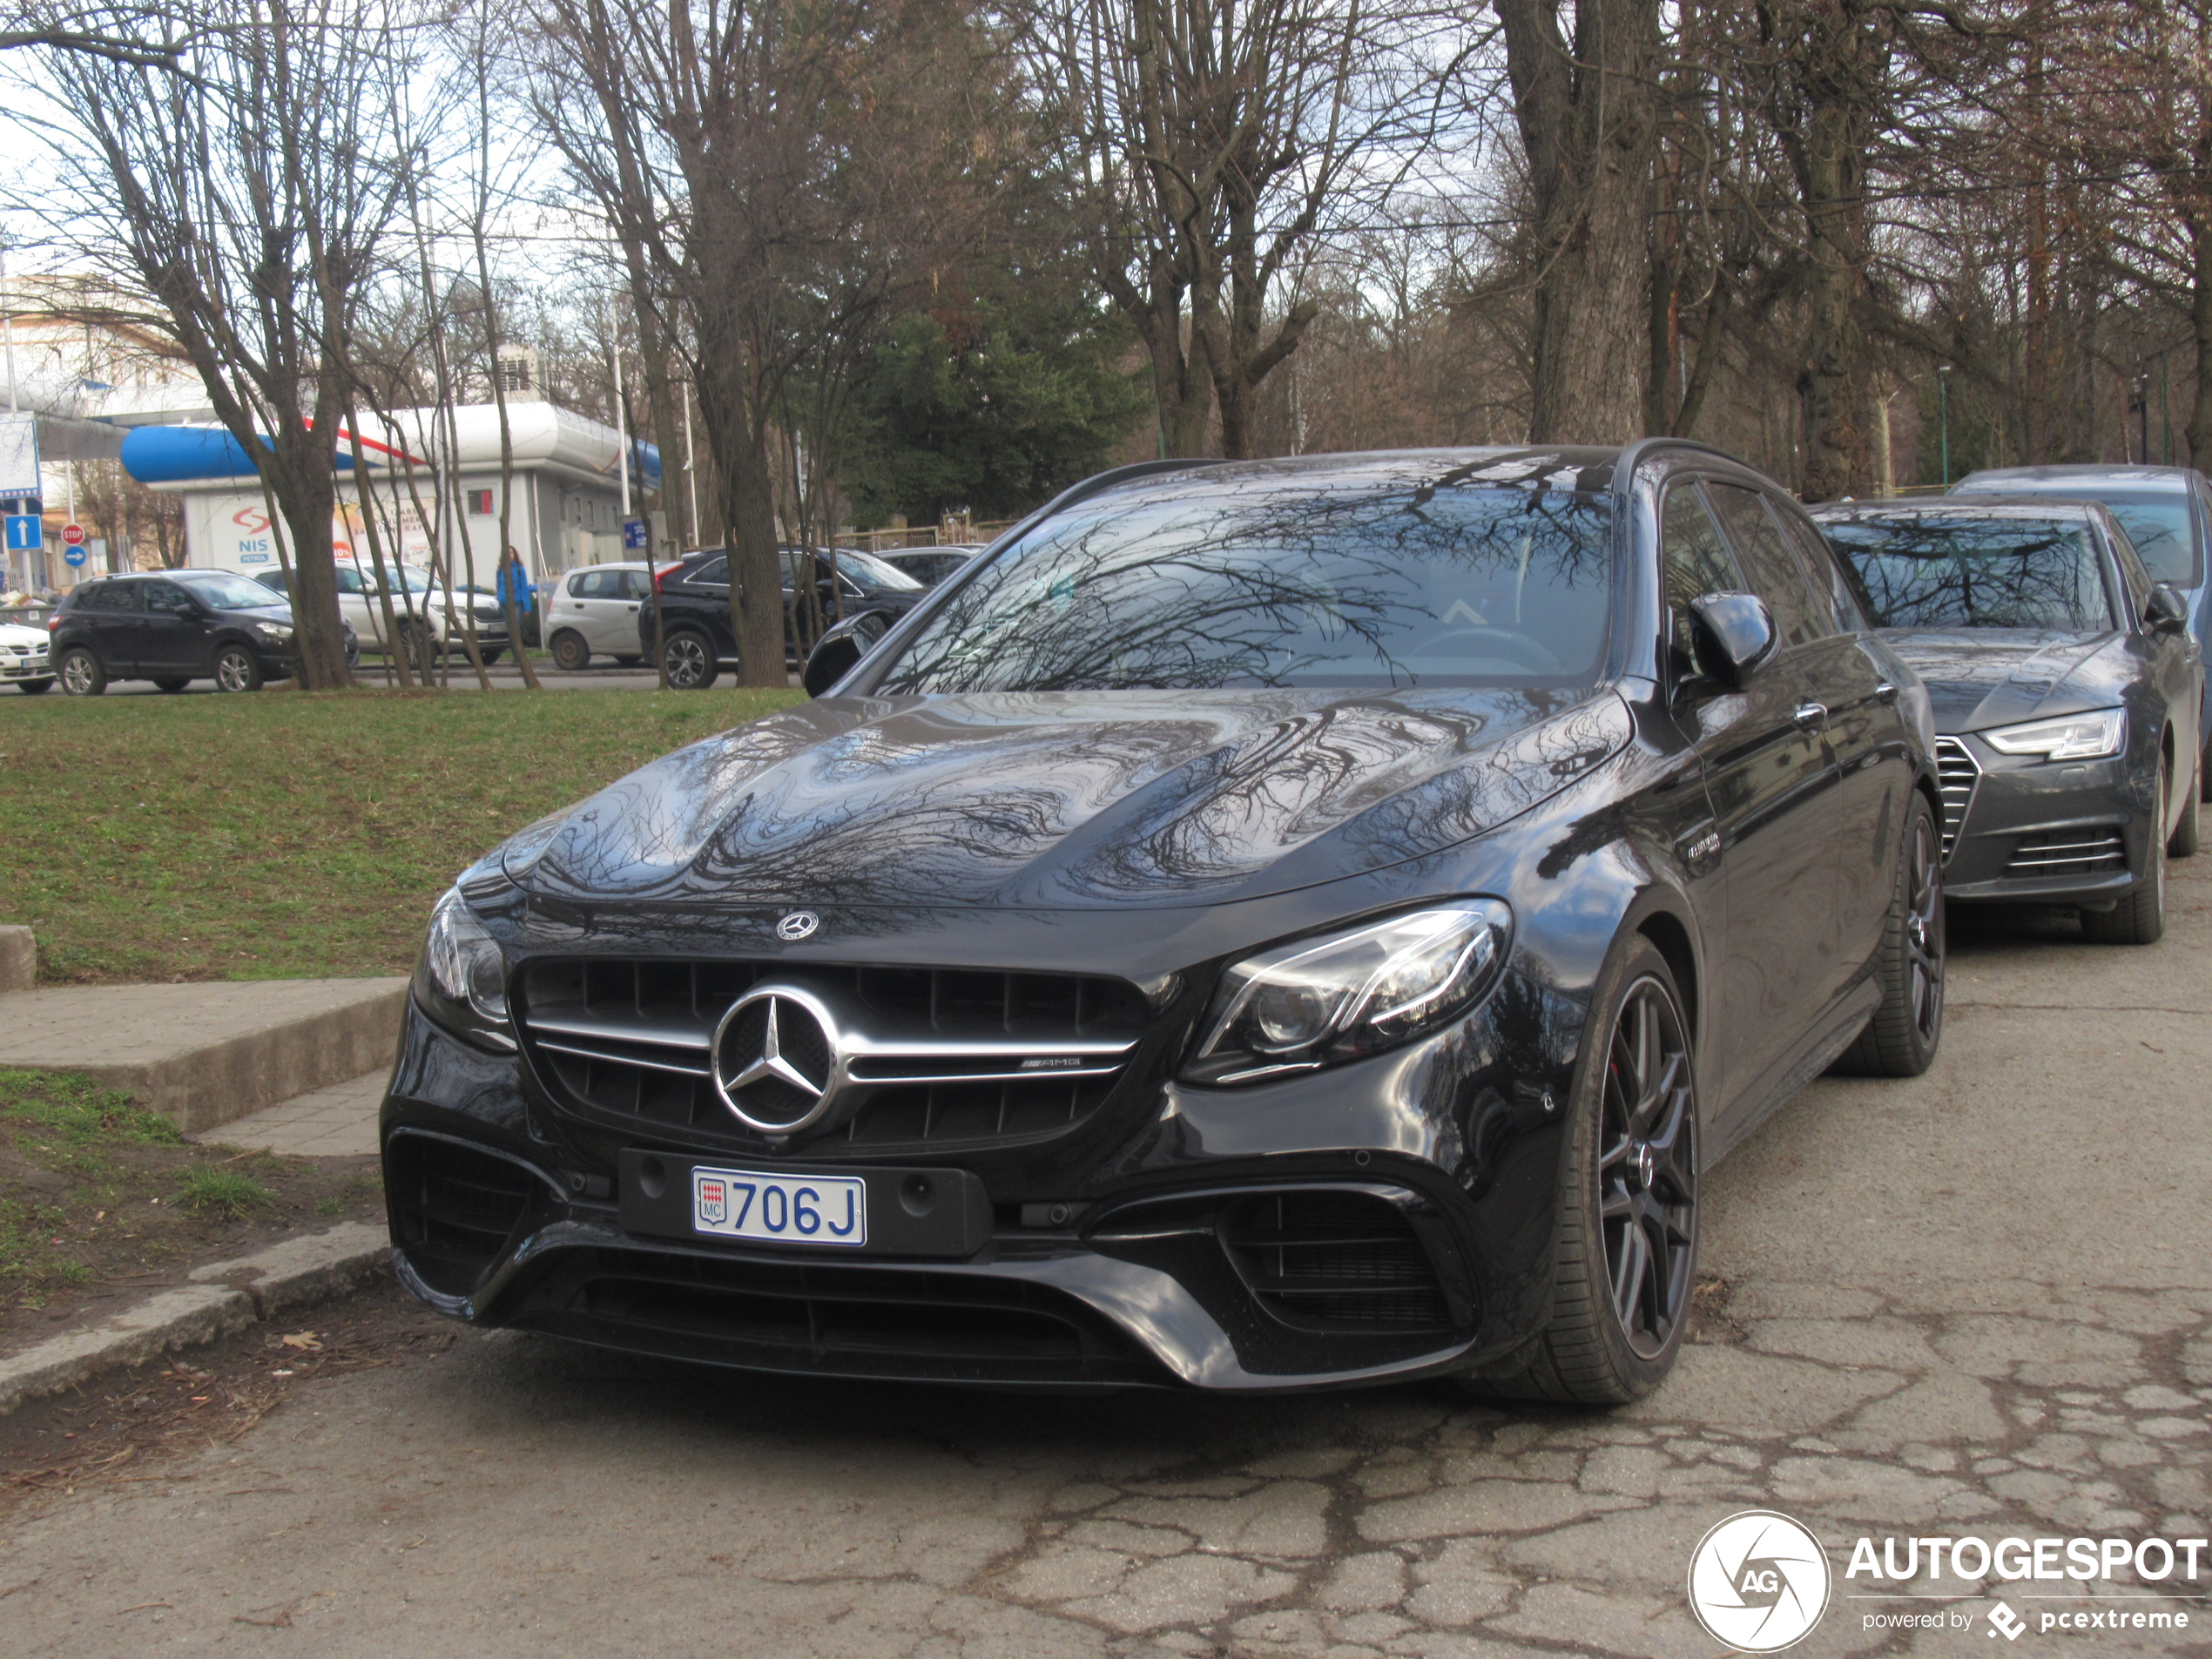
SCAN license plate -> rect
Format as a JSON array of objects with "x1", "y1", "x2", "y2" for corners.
[{"x1": 691, "y1": 1165, "x2": 867, "y2": 1248}]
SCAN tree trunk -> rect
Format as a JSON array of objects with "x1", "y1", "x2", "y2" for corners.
[
  {"x1": 1497, "y1": 0, "x2": 1662, "y2": 444},
  {"x1": 2189, "y1": 206, "x2": 2212, "y2": 468}
]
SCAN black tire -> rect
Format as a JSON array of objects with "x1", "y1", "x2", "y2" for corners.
[
  {"x1": 614, "y1": 655, "x2": 642, "y2": 668},
  {"x1": 57, "y1": 647, "x2": 105, "y2": 696},
  {"x1": 2084, "y1": 766, "x2": 2168, "y2": 945},
  {"x1": 17, "y1": 677, "x2": 54, "y2": 695},
  {"x1": 663, "y1": 630, "x2": 719, "y2": 690},
  {"x1": 2169, "y1": 754, "x2": 2200, "y2": 858},
  {"x1": 1834, "y1": 791, "x2": 1946, "y2": 1076},
  {"x1": 478, "y1": 647, "x2": 504, "y2": 665},
  {"x1": 550, "y1": 631, "x2": 590, "y2": 671},
  {"x1": 212, "y1": 644, "x2": 264, "y2": 693},
  {"x1": 1461, "y1": 935, "x2": 1698, "y2": 1406},
  {"x1": 153, "y1": 677, "x2": 191, "y2": 693}
]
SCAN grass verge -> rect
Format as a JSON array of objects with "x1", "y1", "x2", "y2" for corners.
[
  {"x1": 0, "y1": 685, "x2": 805, "y2": 983},
  {"x1": 0, "y1": 1069, "x2": 386, "y2": 1345}
]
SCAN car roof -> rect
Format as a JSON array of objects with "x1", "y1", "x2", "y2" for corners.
[
  {"x1": 1953, "y1": 464, "x2": 2198, "y2": 496},
  {"x1": 1809, "y1": 495, "x2": 2107, "y2": 523}
]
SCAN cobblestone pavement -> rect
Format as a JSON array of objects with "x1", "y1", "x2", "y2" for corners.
[{"x1": 2, "y1": 867, "x2": 2208, "y2": 1658}]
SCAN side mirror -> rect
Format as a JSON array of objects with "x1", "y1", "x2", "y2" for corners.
[
  {"x1": 2147, "y1": 582, "x2": 2189, "y2": 636},
  {"x1": 1686, "y1": 591, "x2": 1778, "y2": 686},
  {"x1": 801, "y1": 610, "x2": 890, "y2": 697}
]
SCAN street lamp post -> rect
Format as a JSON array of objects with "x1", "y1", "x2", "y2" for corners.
[{"x1": 1938, "y1": 366, "x2": 1952, "y2": 489}]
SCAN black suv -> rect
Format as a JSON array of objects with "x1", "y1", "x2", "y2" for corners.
[
  {"x1": 49, "y1": 570, "x2": 354, "y2": 694},
  {"x1": 647, "y1": 545, "x2": 927, "y2": 689}
]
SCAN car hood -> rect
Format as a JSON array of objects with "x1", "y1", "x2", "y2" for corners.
[
  {"x1": 513, "y1": 686, "x2": 1635, "y2": 910},
  {"x1": 1878, "y1": 628, "x2": 2134, "y2": 732},
  {"x1": 0, "y1": 623, "x2": 47, "y2": 647}
]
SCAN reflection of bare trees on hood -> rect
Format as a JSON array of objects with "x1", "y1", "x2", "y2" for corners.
[{"x1": 881, "y1": 454, "x2": 1615, "y2": 693}]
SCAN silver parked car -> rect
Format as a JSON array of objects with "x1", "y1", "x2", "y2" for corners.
[{"x1": 543, "y1": 562, "x2": 657, "y2": 671}]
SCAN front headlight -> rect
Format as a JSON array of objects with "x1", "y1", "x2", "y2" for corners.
[
  {"x1": 253, "y1": 620, "x2": 294, "y2": 641},
  {"x1": 1981, "y1": 707, "x2": 2125, "y2": 761},
  {"x1": 1183, "y1": 901, "x2": 1514, "y2": 1086},
  {"x1": 415, "y1": 887, "x2": 516, "y2": 1050}
]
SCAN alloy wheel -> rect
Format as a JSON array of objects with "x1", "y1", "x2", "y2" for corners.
[
  {"x1": 1596, "y1": 976, "x2": 1697, "y2": 1360},
  {"x1": 215, "y1": 649, "x2": 255, "y2": 692},
  {"x1": 61, "y1": 652, "x2": 98, "y2": 695},
  {"x1": 666, "y1": 635, "x2": 709, "y2": 688},
  {"x1": 1904, "y1": 809, "x2": 1944, "y2": 1045}
]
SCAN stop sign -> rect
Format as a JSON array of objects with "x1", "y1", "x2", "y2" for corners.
[{"x1": 60, "y1": 523, "x2": 84, "y2": 546}]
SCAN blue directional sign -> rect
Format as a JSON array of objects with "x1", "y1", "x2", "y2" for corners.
[
  {"x1": 622, "y1": 516, "x2": 649, "y2": 551},
  {"x1": 3, "y1": 515, "x2": 38, "y2": 551},
  {"x1": 64, "y1": 544, "x2": 88, "y2": 567}
]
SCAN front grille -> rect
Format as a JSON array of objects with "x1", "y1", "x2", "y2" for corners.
[
  {"x1": 388, "y1": 1134, "x2": 541, "y2": 1294},
  {"x1": 1934, "y1": 738, "x2": 1979, "y2": 860},
  {"x1": 1220, "y1": 1191, "x2": 1453, "y2": 1332},
  {"x1": 2006, "y1": 827, "x2": 2127, "y2": 878},
  {"x1": 517, "y1": 958, "x2": 1150, "y2": 1155}
]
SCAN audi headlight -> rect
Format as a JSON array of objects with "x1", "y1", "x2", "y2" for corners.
[
  {"x1": 1184, "y1": 901, "x2": 1514, "y2": 1086},
  {"x1": 1981, "y1": 707, "x2": 2125, "y2": 761},
  {"x1": 415, "y1": 887, "x2": 516, "y2": 1050}
]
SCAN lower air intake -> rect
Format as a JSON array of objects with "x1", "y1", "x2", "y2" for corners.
[
  {"x1": 388, "y1": 1134, "x2": 542, "y2": 1296},
  {"x1": 1220, "y1": 1190, "x2": 1453, "y2": 1332}
]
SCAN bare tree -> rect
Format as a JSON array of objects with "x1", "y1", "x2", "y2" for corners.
[{"x1": 9, "y1": 0, "x2": 417, "y2": 686}]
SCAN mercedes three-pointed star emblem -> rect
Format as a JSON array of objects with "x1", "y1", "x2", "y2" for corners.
[
  {"x1": 727, "y1": 997, "x2": 824, "y2": 1101},
  {"x1": 711, "y1": 984, "x2": 842, "y2": 1136}
]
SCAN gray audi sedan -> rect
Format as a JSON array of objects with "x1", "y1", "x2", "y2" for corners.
[{"x1": 1811, "y1": 496, "x2": 2203, "y2": 943}]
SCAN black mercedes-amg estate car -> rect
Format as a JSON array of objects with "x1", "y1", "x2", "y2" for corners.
[
  {"x1": 1811, "y1": 496, "x2": 2202, "y2": 944},
  {"x1": 385, "y1": 443, "x2": 1946, "y2": 1404}
]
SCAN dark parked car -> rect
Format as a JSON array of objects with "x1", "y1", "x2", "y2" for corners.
[
  {"x1": 648, "y1": 544, "x2": 927, "y2": 689},
  {"x1": 47, "y1": 570, "x2": 355, "y2": 694},
  {"x1": 386, "y1": 443, "x2": 1946, "y2": 1404},
  {"x1": 1811, "y1": 496, "x2": 2202, "y2": 943},
  {"x1": 1952, "y1": 465, "x2": 2212, "y2": 801},
  {"x1": 880, "y1": 546, "x2": 984, "y2": 586}
]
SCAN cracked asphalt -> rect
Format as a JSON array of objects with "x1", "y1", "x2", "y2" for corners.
[{"x1": 3, "y1": 866, "x2": 2209, "y2": 1657}]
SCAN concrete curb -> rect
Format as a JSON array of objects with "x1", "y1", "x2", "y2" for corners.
[
  {"x1": 0, "y1": 1222, "x2": 392, "y2": 1417},
  {"x1": 0, "y1": 926, "x2": 31, "y2": 995}
]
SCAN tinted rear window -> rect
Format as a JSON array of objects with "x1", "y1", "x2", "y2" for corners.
[
  {"x1": 876, "y1": 462, "x2": 1615, "y2": 692},
  {"x1": 1823, "y1": 516, "x2": 2115, "y2": 631}
]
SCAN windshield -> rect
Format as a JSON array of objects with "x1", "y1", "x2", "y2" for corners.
[
  {"x1": 179, "y1": 572, "x2": 286, "y2": 611},
  {"x1": 1824, "y1": 516, "x2": 2115, "y2": 631},
  {"x1": 874, "y1": 463, "x2": 1615, "y2": 692}
]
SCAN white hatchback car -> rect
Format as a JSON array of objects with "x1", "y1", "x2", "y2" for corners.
[
  {"x1": 1, "y1": 618, "x2": 54, "y2": 693},
  {"x1": 544, "y1": 563, "x2": 656, "y2": 671}
]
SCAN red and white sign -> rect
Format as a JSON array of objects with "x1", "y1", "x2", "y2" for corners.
[{"x1": 60, "y1": 523, "x2": 85, "y2": 546}]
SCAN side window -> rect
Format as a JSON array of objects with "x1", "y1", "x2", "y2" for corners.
[
  {"x1": 84, "y1": 582, "x2": 142, "y2": 613},
  {"x1": 1662, "y1": 482, "x2": 1741, "y2": 666},
  {"x1": 1772, "y1": 505, "x2": 1872, "y2": 633},
  {"x1": 621, "y1": 570, "x2": 653, "y2": 600},
  {"x1": 1705, "y1": 483, "x2": 1824, "y2": 646},
  {"x1": 144, "y1": 582, "x2": 195, "y2": 615},
  {"x1": 692, "y1": 556, "x2": 728, "y2": 586},
  {"x1": 332, "y1": 567, "x2": 367, "y2": 595},
  {"x1": 564, "y1": 571, "x2": 590, "y2": 598},
  {"x1": 257, "y1": 570, "x2": 289, "y2": 596}
]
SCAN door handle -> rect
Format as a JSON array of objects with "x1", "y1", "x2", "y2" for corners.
[
  {"x1": 1875, "y1": 681, "x2": 1899, "y2": 705},
  {"x1": 1793, "y1": 701, "x2": 1829, "y2": 731}
]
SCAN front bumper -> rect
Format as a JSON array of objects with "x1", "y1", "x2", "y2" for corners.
[
  {"x1": 380, "y1": 962, "x2": 1578, "y2": 1393},
  {"x1": 1937, "y1": 734, "x2": 2152, "y2": 902},
  {"x1": 1, "y1": 647, "x2": 51, "y2": 680}
]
